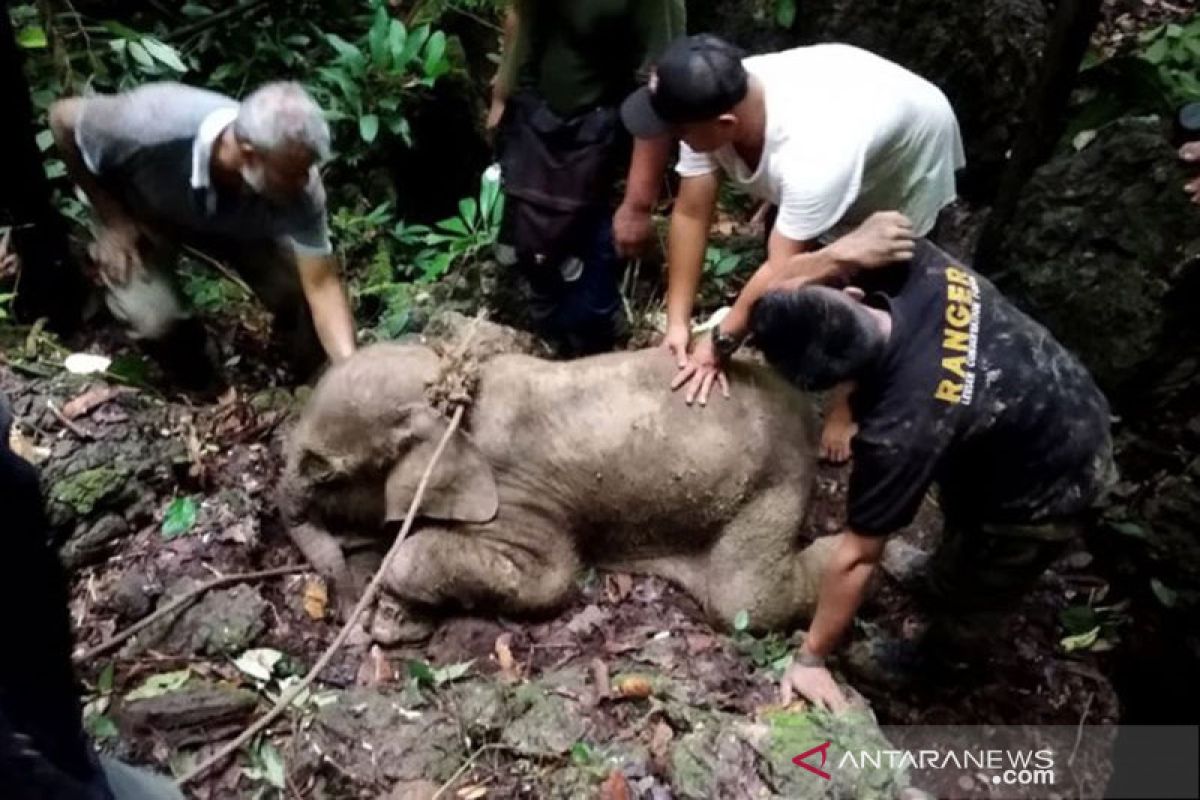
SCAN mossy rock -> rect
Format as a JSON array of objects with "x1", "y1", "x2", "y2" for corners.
[{"x1": 48, "y1": 465, "x2": 131, "y2": 522}]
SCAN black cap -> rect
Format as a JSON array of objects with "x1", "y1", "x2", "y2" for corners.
[{"x1": 621, "y1": 34, "x2": 749, "y2": 138}]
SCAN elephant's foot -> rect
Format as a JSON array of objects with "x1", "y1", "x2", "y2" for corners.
[{"x1": 370, "y1": 594, "x2": 435, "y2": 645}]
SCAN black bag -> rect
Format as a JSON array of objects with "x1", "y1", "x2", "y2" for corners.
[{"x1": 497, "y1": 91, "x2": 624, "y2": 266}]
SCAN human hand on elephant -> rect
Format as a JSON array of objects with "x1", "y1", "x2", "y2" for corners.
[
  {"x1": 671, "y1": 334, "x2": 730, "y2": 406},
  {"x1": 779, "y1": 658, "x2": 851, "y2": 713}
]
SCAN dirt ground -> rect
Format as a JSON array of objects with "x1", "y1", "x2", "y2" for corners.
[{"x1": 0, "y1": 282, "x2": 1123, "y2": 800}]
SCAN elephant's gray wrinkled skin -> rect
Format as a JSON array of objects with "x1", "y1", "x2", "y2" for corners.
[{"x1": 280, "y1": 342, "x2": 838, "y2": 635}]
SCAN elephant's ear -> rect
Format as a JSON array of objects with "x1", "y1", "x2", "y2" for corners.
[{"x1": 384, "y1": 405, "x2": 499, "y2": 524}]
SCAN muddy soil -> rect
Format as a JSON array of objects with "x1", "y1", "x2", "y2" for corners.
[{"x1": 0, "y1": 295, "x2": 1117, "y2": 799}]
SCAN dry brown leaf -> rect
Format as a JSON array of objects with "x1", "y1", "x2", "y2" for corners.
[
  {"x1": 356, "y1": 644, "x2": 393, "y2": 687},
  {"x1": 648, "y1": 719, "x2": 674, "y2": 770},
  {"x1": 61, "y1": 384, "x2": 122, "y2": 420},
  {"x1": 8, "y1": 426, "x2": 49, "y2": 465},
  {"x1": 567, "y1": 604, "x2": 607, "y2": 635},
  {"x1": 613, "y1": 674, "x2": 653, "y2": 700},
  {"x1": 590, "y1": 657, "x2": 611, "y2": 704},
  {"x1": 456, "y1": 786, "x2": 487, "y2": 800},
  {"x1": 598, "y1": 771, "x2": 632, "y2": 800},
  {"x1": 684, "y1": 633, "x2": 716, "y2": 655},
  {"x1": 605, "y1": 573, "x2": 633, "y2": 604},
  {"x1": 302, "y1": 577, "x2": 328, "y2": 620},
  {"x1": 494, "y1": 632, "x2": 520, "y2": 683}
]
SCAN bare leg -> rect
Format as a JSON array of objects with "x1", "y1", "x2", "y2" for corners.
[{"x1": 819, "y1": 381, "x2": 858, "y2": 464}]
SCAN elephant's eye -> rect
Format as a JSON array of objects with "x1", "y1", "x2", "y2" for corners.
[{"x1": 299, "y1": 450, "x2": 335, "y2": 483}]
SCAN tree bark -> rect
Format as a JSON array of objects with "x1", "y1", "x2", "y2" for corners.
[
  {"x1": 972, "y1": 0, "x2": 1103, "y2": 274},
  {"x1": 0, "y1": 4, "x2": 85, "y2": 331}
]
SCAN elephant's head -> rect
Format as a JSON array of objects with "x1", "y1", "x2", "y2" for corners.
[{"x1": 282, "y1": 343, "x2": 499, "y2": 529}]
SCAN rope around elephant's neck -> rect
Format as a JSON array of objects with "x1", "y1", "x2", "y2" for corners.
[{"x1": 176, "y1": 403, "x2": 467, "y2": 788}]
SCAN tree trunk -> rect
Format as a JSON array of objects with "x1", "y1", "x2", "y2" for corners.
[
  {"x1": 972, "y1": 0, "x2": 1103, "y2": 273},
  {"x1": 0, "y1": 5, "x2": 85, "y2": 332}
]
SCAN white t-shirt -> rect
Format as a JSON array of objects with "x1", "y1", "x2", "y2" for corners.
[{"x1": 676, "y1": 44, "x2": 965, "y2": 241}]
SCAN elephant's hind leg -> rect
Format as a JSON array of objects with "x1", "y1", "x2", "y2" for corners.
[{"x1": 384, "y1": 524, "x2": 580, "y2": 616}]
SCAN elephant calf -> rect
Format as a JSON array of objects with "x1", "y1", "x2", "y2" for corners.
[{"x1": 280, "y1": 341, "x2": 838, "y2": 635}]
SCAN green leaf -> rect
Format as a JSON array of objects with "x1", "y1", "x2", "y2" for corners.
[
  {"x1": 258, "y1": 741, "x2": 286, "y2": 789},
  {"x1": 142, "y1": 38, "x2": 188, "y2": 72},
  {"x1": 326, "y1": 33, "x2": 365, "y2": 67},
  {"x1": 17, "y1": 26, "x2": 47, "y2": 49},
  {"x1": 368, "y1": 6, "x2": 390, "y2": 68},
  {"x1": 317, "y1": 66, "x2": 358, "y2": 101},
  {"x1": 388, "y1": 20, "x2": 408, "y2": 67},
  {"x1": 570, "y1": 741, "x2": 592, "y2": 765},
  {"x1": 1060, "y1": 626, "x2": 1100, "y2": 653},
  {"x1": 733, "y1": 609, "x2": 750, "y2": 632},
  {"x1": 97, "y1": 663, "x2": 115, "y2": 695},
  {"x1": 180, "y1": 3, "x2": 214, "y2": 18},
  {"x1": 102, "y1": 20, "x2": 143, "y2": 41},
  {"x1": 1142, "y1": 37, "x2": 1170, "y2": 66},
  {"x1": 433, "y1": 660, "x2": 473, "y2": 686},
  {"x1": 400, "y1": 24, "x2": 431, "y2": 66},
  {"x1": 127, "y1": 40, "x2": 156, "y2": 70},
  {"x1": 423, "y1": 30, "x2": 447, "y2": 74},
  {"x1": 457, "y1": 197, "x2": 478, "y2": 227},
  {"x1": 1110, "y1": 520, "x2": 1149, "y2": 539},
  {"x1": 1059, "y1": 605, "x2": 1098, "y2": 635},
  {"x1": 407, "y1": 659, "x2": 435, "y2": 687},
  {"x1": 86, "y1": 714, "x2": 119, "y2": 741},
  {"x1": 774, "y1": 0, "x2": 796, "y2": 28},
  {"x1": 161, "y1": 496, "x2": 198, "y2": 539},
  {"x1": 1150, "y1": 578, "x2": 1178, "y2": 608},
  {"x1": 36, "y1": 129, "x2": 54, "y2": 152},
  {"x1": 359, "y1": 114, "x2": 380, "y2": 143},
  {"x1": 435, "y1": 217, "x2": 470, "y2": 236},
  {"x1": 125, "y1": 669, "x2": 191, "y2": 701}
]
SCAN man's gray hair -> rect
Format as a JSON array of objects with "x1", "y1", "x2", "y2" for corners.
[{"x1": 235, "y1": 81, "x2": 331, "y2": 161}]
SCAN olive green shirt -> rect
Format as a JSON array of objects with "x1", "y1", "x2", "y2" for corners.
[{"x1": 500, "y1": 0, "x2": 685, "y2": 118}]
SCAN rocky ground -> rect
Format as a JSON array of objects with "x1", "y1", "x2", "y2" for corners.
[{"x1": 0, "y1": 285, "x2": 1120, "y2": 799}]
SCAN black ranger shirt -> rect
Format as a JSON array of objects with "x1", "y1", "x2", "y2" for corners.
[{"x1": 847, "y1": 241, "x2": 1116, "y2": 536}]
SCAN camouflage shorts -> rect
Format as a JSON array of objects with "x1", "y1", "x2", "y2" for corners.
[{"x1": 923, "y1": 517, "x2": 1081, "y2": 614}]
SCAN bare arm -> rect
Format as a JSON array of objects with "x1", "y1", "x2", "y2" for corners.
[
  {"x1": 665, "y1": 172, "x2": 720, "y2": 337},
  {"x1": 720, "y1": 211, "x2": 917, "y2": 341},
  {"x1": 487, "y1": 1, "x2": 524, "y2": 132},
  {"x1": 49, "y1": 98, "x2": 135, "y2": 231},
  {"x1": 803, "y1": 530, "x2": 886, "y2": 657},
  {"x1": 778, "y1": 530, "x2": 885, "y2": 711},
  {"x1": 296, "y1": 253, "x2": 356, "y2": 362}
]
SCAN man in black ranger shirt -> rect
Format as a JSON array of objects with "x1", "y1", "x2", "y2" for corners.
[{"x1": 701, "y1": 212, "x2": 1115, "y2": 711}]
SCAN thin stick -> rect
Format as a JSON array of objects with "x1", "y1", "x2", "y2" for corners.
[
  {"x1": 74, "y1": 565, "x2": 307, "y2": 663},
  {"x1": 176, "y1": 405, "x2": 467, "y2": 787},
  {"x1": 1068, "y1": 690, "x2": 1094, "y2": 767},
  {"x1": 46, "y1": 400, "x2": 93, "y2": 441},
  {"x1": 181, "y1": 245, "x2": 254, "y2": 296},
  {"x1": 432, "y1": 743, "x2": 509, "y2": 800}
]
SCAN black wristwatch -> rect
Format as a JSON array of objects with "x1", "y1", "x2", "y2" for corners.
[{"x1": 712, "y1": 326, "x2": 743, "y2": 361}]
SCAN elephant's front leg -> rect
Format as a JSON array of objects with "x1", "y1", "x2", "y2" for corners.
[
  {"x1": 288, "y1": 521, "x2": 360, "y2": 621},
  {"x1": 383, "y1": 521, "x2": 580, "y2": 616}
]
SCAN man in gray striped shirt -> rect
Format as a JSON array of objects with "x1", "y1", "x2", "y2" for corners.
[{"x1": 49, "y1": 81, "x2": 356, "y2": 384}]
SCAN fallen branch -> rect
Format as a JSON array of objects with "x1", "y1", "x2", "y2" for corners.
[
  {"x1": 74, "y1": 565, "x2": 307, "y2": 664},
  {"x1": 176, "y1": 404, "x2": 468, "y2": 788},
  {"x1": 46, "y1": 399, "x2": 93, "y2": 441}
]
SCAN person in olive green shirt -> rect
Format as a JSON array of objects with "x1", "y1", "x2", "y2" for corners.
[{"x1": 488, "y1": 0, "x2": 684, "y2": 354}]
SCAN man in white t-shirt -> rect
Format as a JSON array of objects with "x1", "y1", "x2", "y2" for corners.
[{"x1": 621, "y1": 34, "x2": 964, "y2": 460}]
